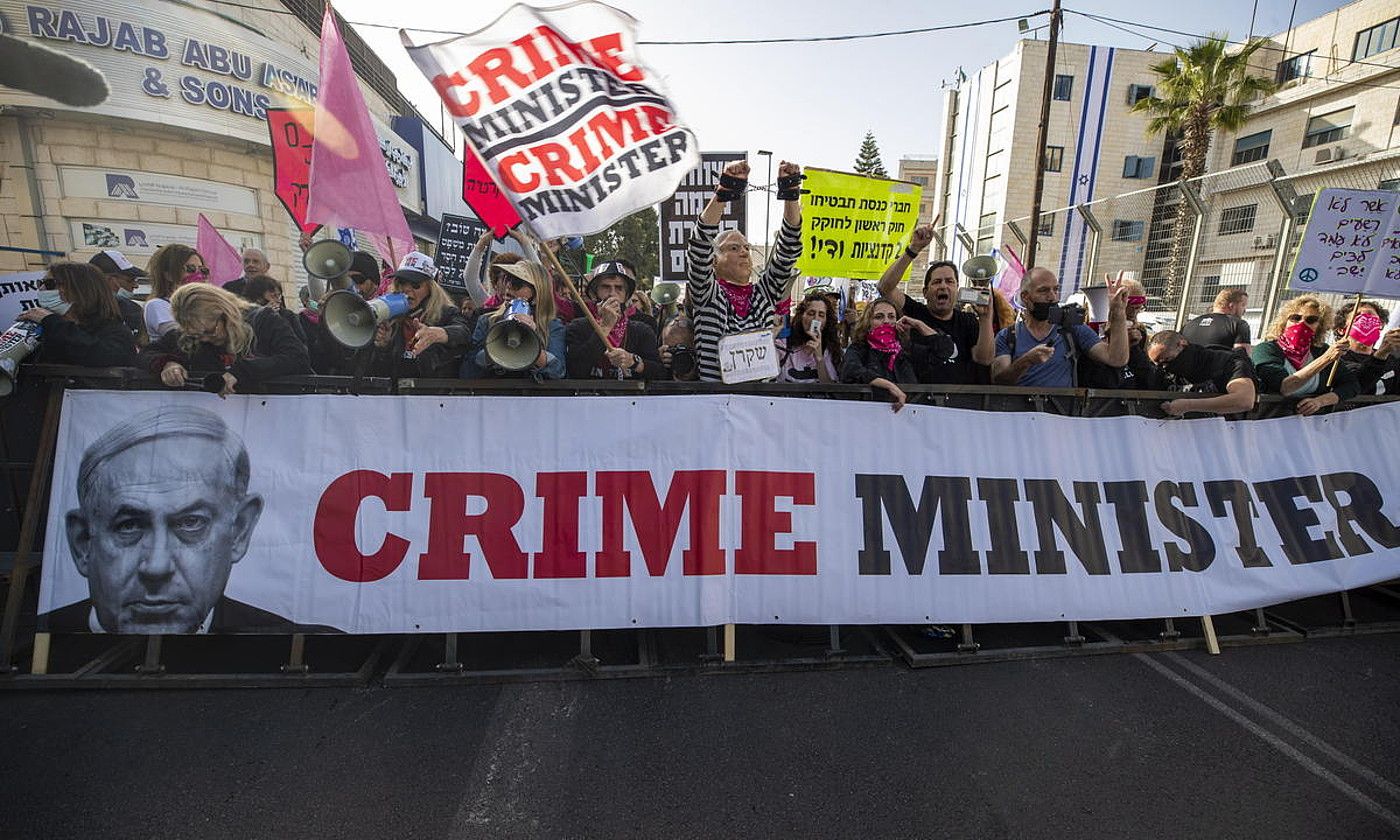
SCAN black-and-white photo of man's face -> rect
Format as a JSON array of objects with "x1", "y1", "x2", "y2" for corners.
[{"x1": 64, "y1": 414, "x2": 262, "y2": 634}]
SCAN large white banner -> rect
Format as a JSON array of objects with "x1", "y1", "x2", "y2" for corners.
[
  {"x1": 402, "y1": 1, "x2": 701, "y2": 238},
  {"x1": 37, "y1": 391, "x2": 1400, "y2": 635}
]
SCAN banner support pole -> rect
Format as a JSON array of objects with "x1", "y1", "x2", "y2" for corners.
[
  {"x1": 529, "y1": 226, "x2": 617, "y2": 349},
  {"x1": 1200, "y1": 615, "x2": 1221, "y2": 655},
  {"x1": 1327, "y1": 292, "x2": 1364, "y2": 388}
]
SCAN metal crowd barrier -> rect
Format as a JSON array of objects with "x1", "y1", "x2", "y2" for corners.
[{"x1": 1, "y1": 364, "x2": 1397, "y2": 689}]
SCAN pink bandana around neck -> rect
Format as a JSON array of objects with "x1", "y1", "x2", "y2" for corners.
[{"x1": 717, "y1": 278, "x2": 756, "y2": 319}]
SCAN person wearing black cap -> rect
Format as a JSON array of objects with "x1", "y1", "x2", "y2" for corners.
[
  {"x1": 88, "y1": 249, "x2": 147, "y2": 343},
  {"x1": 366, "y1": 251, "x2": 472, "y2": 379},
  {"x1": 347, "y1": 250, "x2": 382, "y2": 300},
  {"x1": 566, "y1": 259, "x2": 663, "y2": 380}
]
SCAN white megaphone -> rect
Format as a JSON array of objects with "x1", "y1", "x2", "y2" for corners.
[
  {"x1": 651, "y1": 282, "x2": 682, "y2": 306},
  {"x1": 322, "y1": 290, "x2": 411, "y2": 349},
  {"x1": 485, "y1": 318, "x2": 542, "y2": 371},
  {"x1": 303, "y1": 239, "x2": 354, "y2": 300},
  {"x1": 1082, "y1": 284, "x2": 1111, "y2": 323},
  {"x1": 961, "y1": 255, "x2": 999, "y2": 282},
  {"x1": 0, "y1": 321, "x2": 43, "y2": 397}
]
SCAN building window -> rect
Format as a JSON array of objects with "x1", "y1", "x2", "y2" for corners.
[
  {"x1": 1198, "y1": 276, "x2": 1223, "y2": 306},
  {"x1": 1111, "y1": 220, "x2": 1145, "y2": 241},
  {"x1": 1044, "y1": 145, "x2": 1064, "y2": 172},
  {"x1": 1354, "y1": 17, "x2": 1400, "y2": 62},
  {"x1": 909, "y1": 176, "x2": 929, "y2": 186},
  {"x1": 1037, "y1": 215, "x2": 1055, "y2": 236},
  {"x1": 1292, "y1": 193, "x2": 1314, "y2": 225},
  {"x1": 1303, "y1": 107, "x2": 1354, "y2": 147},
  {"x1": 1126, "y1": 84, "x2": 1153, "y2": 106},
  {"x1": 1218, "y1": 204, "x2": 1258, "y2": 236},
  {"x1": 1232, "y1": 130, "x2": 1272, "y2": 166},
  {"x1": 1122, "y1": 155, "x2": 1157, "y2": 179},
  {"x1": 1380, "y1": 178, "x2": 1400, "y2": 191},
  {"x1": 1277, "y1": 51, "x2": 1314, "y2": 83},
  {"x1": 1053, "y1": 75, "x2": 1073, "y2": 101}
]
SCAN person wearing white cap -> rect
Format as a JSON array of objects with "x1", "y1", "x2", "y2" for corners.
[
  {"x1": 366, "y1": 251, "x2": 472, "y2": 378},
  {"x1": 88, "y1": 249, "x2": 147, "y2": 343}
]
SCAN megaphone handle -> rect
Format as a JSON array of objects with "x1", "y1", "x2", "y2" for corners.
[{"x1": 536, "y1": 228, "x2": 616, "y2": 349}]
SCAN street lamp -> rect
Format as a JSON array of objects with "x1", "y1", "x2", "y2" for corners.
[{"x1": 757, "y1": 149, "x2": 773, "y2": 250}]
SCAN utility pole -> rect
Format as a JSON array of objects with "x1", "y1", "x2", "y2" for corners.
[{"x1": 1025, "y1": 0, "x2": 1061, "y2": 268}]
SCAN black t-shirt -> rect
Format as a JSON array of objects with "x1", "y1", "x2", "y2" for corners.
[
  {"x1": 1181, "y1": 312, "x2": 1251, "y2": 349},
  {"x1": 1341, "y1": 350, "x2": 1400, "y2": 396},
  {"x1": 902, "y1": 297, "x2": 982, "y2": 384},
  {"x1": 1163, "y1": 344, "x2": 1255, "y2": 394}
]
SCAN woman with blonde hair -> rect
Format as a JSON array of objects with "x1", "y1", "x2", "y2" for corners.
[
  {"x1": 367, "y1": 252, "x2": 472, "y2": 379},
  {"x1": 1251, "y1": 294, "x2": 1358, "y2": 415},
  {"x1": 140, "y1": 283, "x2": 310, "y2": 397},
  {"x1": 144, "y1": 244, "x2": 209, "y2": 339},
  {"x1": 462, "y1": 260, "x2": 566, "y2": 380}
]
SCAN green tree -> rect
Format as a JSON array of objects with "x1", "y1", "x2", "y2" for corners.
[
  {"x1": 853, "y1": 131, "x2": 889, "y2": 178},
  {"x1": 582, "y1": 207, "x2": 660, "y2": 285},
  {"x1": 1133, "y1": 36, "x2": 1275, "y2": 296}
]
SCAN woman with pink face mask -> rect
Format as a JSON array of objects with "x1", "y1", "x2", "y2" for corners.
[
  {"x1": 1333, "y1": 300, "x2": 1400, "y2": 396},
  {"x1": 1251, "y1": 295, "x2": 1360, "y2": 416},
  {"x1": 840, "y1": 298, "x2": 938, "y2": 412},
  {"x1": 143, "y1": 244, "x2": 209, "y2": 339}
]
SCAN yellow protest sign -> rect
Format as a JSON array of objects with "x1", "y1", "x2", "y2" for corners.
[{"x1": 798, "y1": 168, "x2": 922, "y2": 280}]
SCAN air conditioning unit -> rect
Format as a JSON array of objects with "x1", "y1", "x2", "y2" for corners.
[
  {"x1": 1334, "y1": 146, "x2": 1348, "y2": 161},
  {"x1": 1252, "y1": 234, "x2": 1278, "y2": 249},
  {"x1": 1315, "y1": 147, "x2": 1334, "y2": 164},
  {"x1": 1253, "y1": 235, "x2": 1265, "y2": 247}
]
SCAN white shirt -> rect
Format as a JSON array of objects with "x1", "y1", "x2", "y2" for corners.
[{"x1": 144, "y1": 297, "x2": 176, "y2": 338}]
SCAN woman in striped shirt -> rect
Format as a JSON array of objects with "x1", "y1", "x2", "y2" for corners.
[{"x1": 686, "y1": 159, "x2": 804, "y2": 382}]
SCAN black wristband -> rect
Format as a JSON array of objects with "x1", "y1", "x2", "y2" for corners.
[
  {"x1": 904, "y1": 246, "x2": 919, "y2": 260},
  {"x1": 776, "y1": 172, "x2": 806, "y2": 200},
  {"x1": 715, "y1": 173, "x2": 747, "y2": 203}
]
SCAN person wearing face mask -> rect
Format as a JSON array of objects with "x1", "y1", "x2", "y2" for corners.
[
  {"x1": 1251, "y1": 295, "x2": 1359, "y2": 416},
  {"x1": 144, "y1": 244, "x2": 209, "y2": 339},
  {"x1": 777, "y1": 292, "x2": 840, "y2": 383},
  {"x1": 840, "y1": 298, "x2": 935, "y2": 412},
  {"x1": 1146, "y1": 331, "x2": 1257, "y2": 417},
  {"x1": 16, "y1": 262, "x2": 137, "y2": 368},
  {"x1": 88, "y1": 249, "x2": 147, "y2": 342},
  {"x1": 140, "y1": 283, "x2": 310, "y2": 397},
  {"x1": 566, "y1": 260, "x2": 662, "y2": 380},
  {"x1": 462, "y1": 261, "x2": 566, "y2": 380},
  {"x1": 687, "y1": 159, "x2": 805, "y2": 382},
  {"x1": 1080, "y1": 276, "x2": 1158, "y2": 390},
  {"x1": 877, "y1": 223, "x2": 995, "y2": 384},
  {"x1": 990, "y1": 267, "x2": 1129, "y2": 387},
  {"x1": 1332, "y1": 300, "x2": 1400, "y2": 396},
  {"x1": 365, "y1": 252, "x2": 472, "y2": 379}
]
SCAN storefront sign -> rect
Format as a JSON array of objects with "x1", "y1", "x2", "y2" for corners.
[
  {"x1": 59, "y1": 165, "x2": 259, "y2": 216},
  {"x1": 68, "y1": 218, "x2": 262, "y2": 254}
]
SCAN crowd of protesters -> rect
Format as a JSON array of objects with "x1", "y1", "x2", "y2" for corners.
[{"x1": 7, "y1": 158, "x2": 1398, "y2": 417}]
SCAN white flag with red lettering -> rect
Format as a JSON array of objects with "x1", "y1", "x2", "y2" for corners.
[{"x1": 401, "y1": 2, "x2": 700, "y2": 238}]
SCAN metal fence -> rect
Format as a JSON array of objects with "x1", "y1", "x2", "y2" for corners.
[
  {"x1": 945, "y1": 157, "x2": 1400, "y2": 334},
  {"x1": 2, "y1": 367, "x2": 1398, "y2": 688}
]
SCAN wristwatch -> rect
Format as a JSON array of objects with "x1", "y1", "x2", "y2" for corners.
[{"x1": 630, "y1": 353, "x2": 643, "y2": 373}]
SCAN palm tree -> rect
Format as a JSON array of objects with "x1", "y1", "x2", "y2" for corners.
[{"x1": 1133, "y1": 36, "x2": 1276, "y2": 298}]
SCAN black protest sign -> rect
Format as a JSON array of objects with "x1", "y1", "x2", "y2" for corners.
[
  {"x1": 658, "y1": 152, "x2": 748, "y2": 282},
  {"x1": 436, "y1": 213, "x2": 489, "y2": 292}
]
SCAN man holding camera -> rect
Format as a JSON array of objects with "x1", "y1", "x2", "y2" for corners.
[
  {"x1": 991, "y1": 268, "x2": 1128, "y2": 387},
  {"x1": 878, "y1": 223, "x2": 996, "y2": 384}
]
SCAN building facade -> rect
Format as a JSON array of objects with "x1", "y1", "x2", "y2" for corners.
[
  {"x1": 896, "y1": 154, "x2": 938, "y2": 282},
  {"x1": 0, "y1": 0, "x2": 462, "y2": 312},
  {"x1": 1192, "y1": 0, "x2": 1400, "y2": 319},
  {"x1": 932, "y1": 39, "x2": 1177, "y2": 293}
]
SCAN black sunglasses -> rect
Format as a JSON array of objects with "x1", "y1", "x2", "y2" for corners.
[{"x1": 1288, "y1": 313, "x2": 1321, "y2": 326}]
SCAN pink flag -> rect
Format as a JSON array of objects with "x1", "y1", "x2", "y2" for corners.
[
  {"x1": 305, "y1": 5, "x2": 412, "y2": 265},
  {"x1": 998, "y1": 243, "x2": 1026, "y2": 310},
  {"x1": 196, "y1": 214, "x2": 243, "y2": 287}
]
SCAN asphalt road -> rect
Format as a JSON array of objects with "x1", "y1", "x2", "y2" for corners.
[{"x1": 2, "y1": 634, "x2": 1398, "y2": 839}]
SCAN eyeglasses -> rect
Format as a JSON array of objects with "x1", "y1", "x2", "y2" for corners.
[
  {"x1": 187, "y1": 318, "x2": 222, "y2": 340},
  {"x1": 1288, "y1": 313, "x2": 1321, "y2": 326},
  {"x1": 184, "y1": 267, "x2": 211, "y2": 277},
  {"x1": 505, "y1": 276, "x2": 532, "y2": 290}
]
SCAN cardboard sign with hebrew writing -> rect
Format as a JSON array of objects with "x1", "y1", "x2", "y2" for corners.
[
  {"x1": 1289, "y1": 188, "x2": 1400, "y2": 296},
  {"x1": 798, "y1": 168, "x2": 922, "y2": 281}
]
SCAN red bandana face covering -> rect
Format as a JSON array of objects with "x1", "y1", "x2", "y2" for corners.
[
  {"x1": 1277, "y1": 321, "x2": 1316, "y2": 370},
  {"x1": 867, "y1": 323, "x2": 903, "y2": 371},
  {"x1": 1350, "y1": 312, "x2": 1383, "y2": 347},
  {"x1": 717, "y1": 278, "x2": 756, "y2": 319}
]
